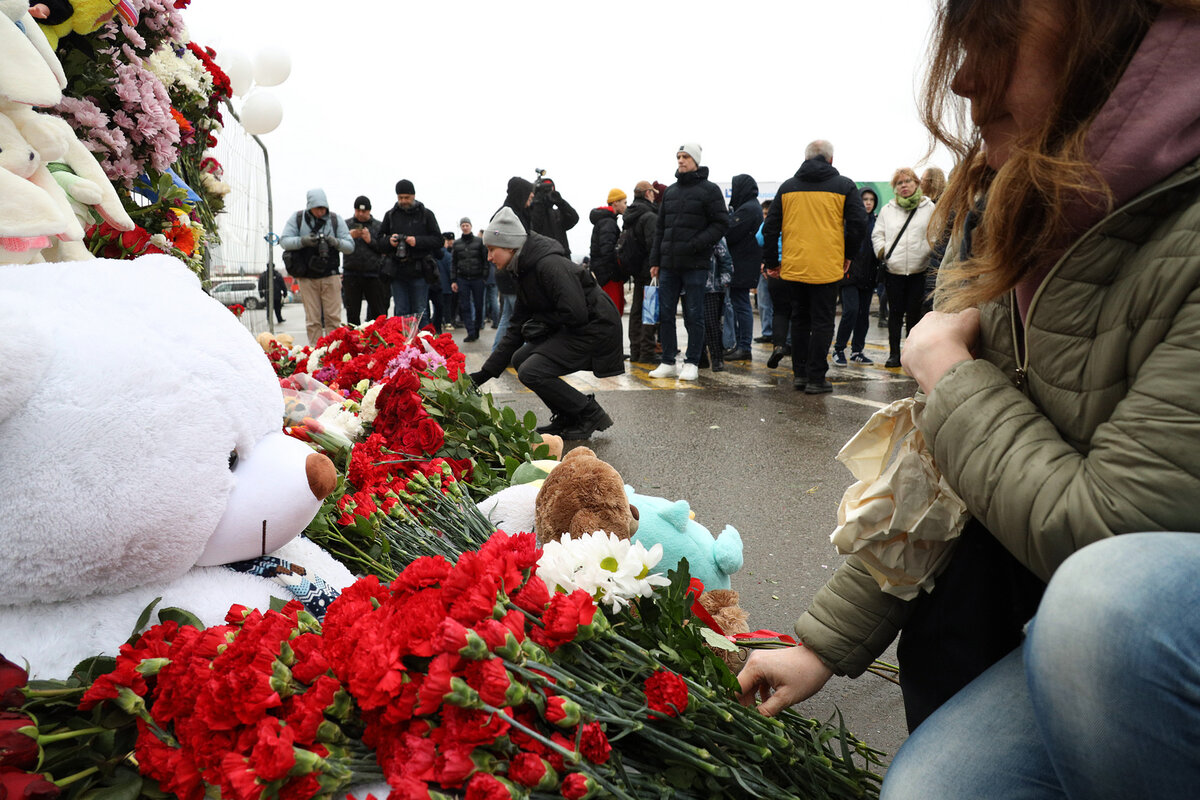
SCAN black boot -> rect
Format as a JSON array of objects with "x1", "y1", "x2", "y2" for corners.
[
  {"x1": 560, "y1": 395, "x2": 614, "y2": 440},
  {"x1": 536, "y1": 410, "x2": 577, "y2": 435}
]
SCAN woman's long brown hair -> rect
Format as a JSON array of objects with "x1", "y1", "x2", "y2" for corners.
[{"x1": 922, "y1": 0, "x2": 1170, "y2": 311}]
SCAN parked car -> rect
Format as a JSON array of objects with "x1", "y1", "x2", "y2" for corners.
[{"x1": 209, "y1": 279, "x2": 261, "y2": 309}]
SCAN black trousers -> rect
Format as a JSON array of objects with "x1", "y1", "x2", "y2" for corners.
[
  {"x1": 628, "y1": 278, "x2": 658, "y2": 362},
  {"x1": 511, "y1": 337, "x2": 593, "y2": 418},
  {"x1": 886, "y1": 271, "x2": 927, "y2": 358},
  {"x1": 767, "y1": 275, "x2": 792, "y2": 347},
  {"x1": 784, "y1": 280, "x2": 839, "y2": 383},
  {"x1": 702, "y1": 293, "x2": 725, "y2": 363},
  {"x1": 343, "y1": 273, "x2": 390, "y2": 326}
]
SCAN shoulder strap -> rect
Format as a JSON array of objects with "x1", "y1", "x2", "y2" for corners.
[{"x1": 885, "y1": 207, "x2": 919, "y2": 262}]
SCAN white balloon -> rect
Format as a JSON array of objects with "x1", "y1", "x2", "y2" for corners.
[
  {"x1": 240, "y1": 91, "x2": 283, "y2": 136},
  {"x1": 220, "y1": 49, "x2": 254, "y2": 98},
  {"x1": 254, "y1": 47, "x2": 291, "y2": 87}
]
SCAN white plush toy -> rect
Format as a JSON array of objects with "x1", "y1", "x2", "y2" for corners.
[
  {"x1": 0, "y1": 256, "x2": 355, "y2": 678},
  {"x1": 0, "y1": 0, "x2": 133, "y2": 263}
]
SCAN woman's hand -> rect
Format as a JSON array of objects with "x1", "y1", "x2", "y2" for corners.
[
  {"x1": 735, "y1": 645, "x2": 833, "y2": 717},
  {"x1": 901, "y1": 308, "x2": 981, "y2": 393}
]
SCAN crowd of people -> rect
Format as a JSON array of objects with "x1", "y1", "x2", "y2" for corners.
[{"x1": 273, "y1": 146, "x2": 952, "y2": 409}]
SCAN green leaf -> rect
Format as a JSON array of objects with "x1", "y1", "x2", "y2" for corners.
[
  {"x1": 78, "y1": 766, "x2": 143, "y2": 800},
  {"x1": 700, "y1": 627, "x2": 739, "y2": 652},
  {"x1": 269, "y1": 596, "x2": 289, "y2": 612},
  {"x1": 158, "y1": 607, "x2": 204, "y2": 629},
  {"x1": 127, "y1": 597, "x2": 162, "y2": 642},
  {"x1": 501, "y1": 406, "x2": 517, "y2": 425}
]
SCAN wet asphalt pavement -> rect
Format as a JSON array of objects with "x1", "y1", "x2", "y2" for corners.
[{"x1": 257, "y1": 301, "x2": 916, "y2": 764}]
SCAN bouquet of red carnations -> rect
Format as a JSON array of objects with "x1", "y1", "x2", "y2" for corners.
[{"x1": 4, "y1": 520, "x2": 883, "y2": 800}]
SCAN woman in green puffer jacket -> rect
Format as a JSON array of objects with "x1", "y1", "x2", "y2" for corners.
[{"x1": 739, "y1": 1, "x2": 1200, "y2": 797}]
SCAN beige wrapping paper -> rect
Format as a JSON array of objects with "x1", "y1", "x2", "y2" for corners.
[{"x1": 829, "y1": 397, "x2": 969, "y2": 599}]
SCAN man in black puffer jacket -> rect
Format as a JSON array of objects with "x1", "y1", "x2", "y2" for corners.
[
  {"x1": 623, "y1": 181, "x2": 660, "y2": 364},
  {"x1": 724, "y1": 174, "x2": 762, "y2": 360},
  {"x1": 469, "y1": 208, "x2": 623, "y2": 441},
  {"x1": 648, "y1": 143, "x2": 729, "y2": 381},
  {"x1": 451, "y1": 217, "x2": 489, "y2": 342},
  {"x1": 342, "y1": 195, "x2": 387, "y2": 325}
]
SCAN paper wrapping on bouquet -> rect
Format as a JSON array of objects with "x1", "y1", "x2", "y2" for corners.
[
  {"x1": 642, "y1": 280, "x2": 659, "y2": 324},
  {"x1": 829, "y1": 397, "x2": 969, "y2": 600}
]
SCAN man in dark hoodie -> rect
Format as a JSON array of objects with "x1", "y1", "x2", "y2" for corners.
[
  {"x1": 378, "y1": 179, "x2": 442, "y2": 329},
  {"x1": 762, "y1": 140, "x2": 868, "y2": 394},
  {"x1": 833, "y1": 187, "x2": 881, "y2": 366},
  {"x1": 622, "y1": 180, "x2": 660, "y2": 363},
  {"x1": 648, "y1": 143, "x2": 729, "y2": 381},
  {"x1": 529, "y1": 176, "x2": 580, "y2": 258},
  {"x1": 724, "y1": 174, "x2": 762, "y2": 360},
  {"x1": 469, "y1": 207, "x2": 623, "y2": 440}
]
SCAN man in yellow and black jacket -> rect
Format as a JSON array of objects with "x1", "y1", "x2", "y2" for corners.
[{"x1": 762, "y1": 140, "x2": 868, "y2": 394}]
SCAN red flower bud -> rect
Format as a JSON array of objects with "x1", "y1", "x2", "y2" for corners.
[
  {"x1": 0, "y1": 770, "x2": 61, "y2": 800},
  {"x1": 0, "y1": 712, "x2": 38, "y2": 770}
]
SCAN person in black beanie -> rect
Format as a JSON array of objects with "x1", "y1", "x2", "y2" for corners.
[
  {"x1": 378, "y1": 179, "x2": 442, "y2": 328},
  {"x1": 469, "y1": 207, "x2": 623, "y2": 440},
  {"x1": 343, "y1": 195, "x2": 388, "y2": 325}
]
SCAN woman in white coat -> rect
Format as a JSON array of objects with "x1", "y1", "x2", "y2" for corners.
[{"x1": 872, "y1": 168, "x2": 936, "y2": 367}]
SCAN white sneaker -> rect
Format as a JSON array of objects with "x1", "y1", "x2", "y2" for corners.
[
  {"x1": 678, "y1": 363, "x2": 699, "y2": 381},
  {"x1": 649, "y1": 362, "x2": 677, "y2": 378}
]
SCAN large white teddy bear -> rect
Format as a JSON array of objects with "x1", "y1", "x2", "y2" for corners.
[{"x1": 0, "y1": 256, "x2": 356, "y2": 678}]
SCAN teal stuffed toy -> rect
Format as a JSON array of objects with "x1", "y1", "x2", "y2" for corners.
[{"x1": 627, "y1": 487, "x2": 744, "y2": 590}]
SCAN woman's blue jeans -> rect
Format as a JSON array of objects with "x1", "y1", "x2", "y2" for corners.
[{"x1": 883, "y1": 533, "x2": 1200, "y2": 800}]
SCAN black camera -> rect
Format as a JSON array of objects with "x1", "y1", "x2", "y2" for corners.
[{"x1": 316, "y1": 233, "x2": 330, "y2": 260}]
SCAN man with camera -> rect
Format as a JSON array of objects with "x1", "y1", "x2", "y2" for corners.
[
  {"x1": 377, "y1": 179, "x2": 443, "y2": 328},
  {"x1": 469, "y1": 207, "x2": 623, "y2": 440},
  {"x1": 529, "y1": 173, "x2": 579, "y2": 259},
  {"x1": 280, "y1": 188, "x2": 354, "y2": 346},
  {"x1": 342, "y1": 195, "x2": 388, "y2": 326}
]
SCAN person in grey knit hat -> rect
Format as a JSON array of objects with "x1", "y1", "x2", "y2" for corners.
[{"x1": 470, "y1": 207, "x2": 623, "y2": 440}]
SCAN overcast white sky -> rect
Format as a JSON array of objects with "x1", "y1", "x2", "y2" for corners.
[{"x1": 186, "y1": 0, "x2": 951, "y2": 259}]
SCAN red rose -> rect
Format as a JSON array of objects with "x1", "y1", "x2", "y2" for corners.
[
  {"x1": 530, "y1": 590, "x2": 596, "y2": 651},
  {"x1": 0, "y1": 712, "x2": 38, "y2": 769},
  {"x1": 644, "y1": 669, "x2": 689, "y2": 717},
  {"x1": 578, "y1": 721, "x2": 611, "y2": 764},
  {"x1": 560, "y1": 773, "x2": 597, "y2": 800},
  {"x1": 0, "y1": 656, "x2": 27, "y2": 709},
  {"x1": 413, "y1": 417, "x2": 444, "y2": 455},
  {"x1": 0, "y1": 770, "x2": 61, "y2": 800}
]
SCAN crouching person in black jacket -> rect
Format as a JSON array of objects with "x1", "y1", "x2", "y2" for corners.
[{"x1": 468, "y1": 207, "x2": 624, "y2": 440}]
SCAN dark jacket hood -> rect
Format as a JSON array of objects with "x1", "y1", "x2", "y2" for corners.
[
  {"x1": 675, "y1": 165, "x2": 711, "y2": 183},
  {"x1": 589, "y1": 206, "x2": 618, "y2": 224},
  {"x1": 860, "y1": 186, "x2": 879, "y2": 216},
  {"x1": 797, "y1": 157, "x2": 838, "y2": 182},
  {"x1": 624, "y1": 196, "x2": 655, "y2": 223},
  {"x1": 730, "y1": 174, "x2": 759, "y2": 209},
  {"x1": 390, "y1": 199, "x2": 428, "y2": 215},
  {"x1": 505, "y1": 177, "x2": 534, "y2": 209}
]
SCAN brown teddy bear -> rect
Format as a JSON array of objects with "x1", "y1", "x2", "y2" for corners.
[
  {"x1": 533, "y1": 446, "x2": 638, "y2": 545},
  {"x1": 697, "y1": 589, "x2": 751, "y2": 674}
]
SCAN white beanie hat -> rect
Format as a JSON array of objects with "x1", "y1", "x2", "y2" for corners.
[
  {"x1": 483, "y1": 207, "x2": 528, "y2": 250},
  {"x1": 677, "y1": 142, "x2": 702, "y2": 164}
]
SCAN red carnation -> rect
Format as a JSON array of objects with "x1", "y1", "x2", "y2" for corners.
[
  {"x1": 560, "y1": 772, "x2": 597, "y2": 799},
  {"x1": 511, "y1": 574, "x2": 550, "y2": 614},
  {"x1": 578, "y1": 721, "x2": 611, "y2": 764},
  {"x1": 507, "y1": 752, "x2": 558, "y2": 789},
  {"x1": 530, "y1": 590, "x2": 596, "y2": 651},
  {"x1": 464, "y1": 772, "x2": 514, "y2": 800},
  {"x1": 644, "y1": 669, "x2": 689, "y2": 717}
]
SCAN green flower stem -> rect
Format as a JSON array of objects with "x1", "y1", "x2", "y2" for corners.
[
  {"x1": 478, "y1": 703, "x2": 638, "y2": 800},
  {"x1": 36, "y1": 727, "x2": 106, "y2": 745},
  {"x1": 52, "y1": 766, "x2": 100, "y2": 788}
]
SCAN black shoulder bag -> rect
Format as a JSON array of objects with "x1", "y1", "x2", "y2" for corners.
[{"x1": 876, "y1": 207, "x2": 918, "y2": 284}]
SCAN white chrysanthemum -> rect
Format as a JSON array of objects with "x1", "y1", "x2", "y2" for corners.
[
  {"x1": 359, "y1": 383, "x2": 384, "y2": 426},
  {"x1": 317, "y1": 403, "x2": 363, "y2": 441},
  {"x1": 536, "y1": 531, "x2": 672, "y2": 610}
]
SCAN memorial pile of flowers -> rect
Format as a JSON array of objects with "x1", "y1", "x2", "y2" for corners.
[{"x1": 2, "y1": 517, "x2": 884, "y2": 800}]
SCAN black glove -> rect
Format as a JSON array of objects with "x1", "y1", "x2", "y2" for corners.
[
  {"x1": 521, "y1": 319, "x2": 552, "y2": 342},
  {"x1": 468, "y1": 369, "x2": 491, "y2": 387}
]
